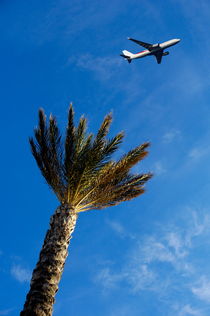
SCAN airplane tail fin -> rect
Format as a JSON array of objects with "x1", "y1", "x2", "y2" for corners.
[{"x1": 120, "y1": 50, "x2": 134, "y2": 63}]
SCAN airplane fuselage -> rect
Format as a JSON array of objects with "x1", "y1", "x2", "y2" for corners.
[{"x1": 131, "y1": 39, "x2": 180, "y2": 60}]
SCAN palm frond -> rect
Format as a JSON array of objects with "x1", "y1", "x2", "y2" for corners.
[
  {"x1": 29, "y1": 109, "x2": 65, "y2": 200},
  {"x1": 32, "y1": 109, "x2": 52, "y2": 183},
  {"x1": 65, "y1": 114, "x2": 117, "y2": 201},
  {"x1": 94, "y1": 142, "x2": 150, "y2": 188},
  {"x1": 48, "y1": 114, "x2": 65, "y2": 197},
  {"x1": 84, "y1": 114, "x2": 114, "y2": 170},
  {"x1": 74, "y1": 116, "x2": 87, "y2": 153},
  {"x1": 64, "y1": 104, "x2": 75, "y2": 181},
  {"x1": 75, "y1": 142, "x2": 151, "y2": 211},
  {"x1": 72, "y1": 132, "x2": 124, "y2": 203},
  {"x1": 102, "y1": 131, "x2": 124, "y2": 161},
  {"x1": 95, "y1": 113, "x2": 112, "y2": 145},
  {"x1": 30, "y1": 105, "x2": 152, "y2": 210},
  {"x1": 76, "y1": 172, "x2": 152, "y2": 212}
]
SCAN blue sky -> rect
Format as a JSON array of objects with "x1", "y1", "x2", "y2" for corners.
[{"x1": 1, "y1": 0, "x2": 210, "y2": 315}]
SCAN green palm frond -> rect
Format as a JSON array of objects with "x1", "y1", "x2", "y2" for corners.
[
  {"x1": 74, "y1": 116, "x2": 87, "y2": 153},
  {"x1": 103, "y1": 132, "x2": 124, "y2": 158},
  {"x1": 85, "y1": 113, "x2": 114, "y2": 169},
  {"x1": 65, "y1": 115, "x2": 124, "y2": 202},
  {"x1": 95, "y1": 113, "x2": 112, "y2": 145},
  {"x1": 30, "y1": 105, "x2": 152, "y2": 211},
  {"x1": 64, "y1": 104, "x2": 75, "y2": 181},
  {"x1": 71, "y1": 131, "x2": 125, "y2": 203},
  {"x1": 29, "y1": 109, "x2": 65, "y2": 200}
]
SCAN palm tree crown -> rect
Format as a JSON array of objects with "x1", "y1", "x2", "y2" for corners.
[{"x1": 29, "y1": 105, "x2": 152, "y2": 212}]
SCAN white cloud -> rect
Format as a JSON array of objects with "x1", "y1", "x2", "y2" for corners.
[
  {"x1": 95, "y1": 233, "x2": 183, "y2": 293},
  {"x1": 192, "y1": 276, "x2": 210, "y2": 303},
  {"x1": 107, "y1": 220, "x2": 135, "y2": 239},
  {"x1": 11, "y1": 265, "x2": 31, "y2": 283},
  {"x1": 96, "y1": 267, "x2": 124, "y2": 290},
  {"x1": 107, "y1": 220, "x2": 125, "y2": 237},
  {"x1": 133, "y1": 230, "x2": 193, "y2": 276},
  {"x1": 187, "y1": 138, "x2": 210, "y2": 165},
  {"x1": 162, "y1": 129, "x2": 181, "y2": 144},
  {"x1": 68, "y1": 52, "x2": 147, "y2": 106},
  {"x1": 153, "y1": 161, "x2": 166, "y2": 175},
  {"x1": 176, "y1": 304, "x2": 203, "y2": 316},
  {"x1": 125, "y1": 263, "x2": 157, "y2": 293},
  {"x1": 188, "y1": 147, "x2": 208, "y2": 161},
  {"x1": 95, "y1": 208, "x2": 210, "y2": 310},
  {"x1": 141, "y1": 237, "x2": 175, "y2": 264},
  {"x1": 166, "y1": 232, "x2": 185, "y2": 256},
  {"x1": 96, "y1": 264, "x2": 157, "y2": 294},
  {"x1": 69, "y1": 54, "x2": 123, "y2": 81},
  {"x1": 183, "y1": 209, "x2": 210, "y2": 248}
]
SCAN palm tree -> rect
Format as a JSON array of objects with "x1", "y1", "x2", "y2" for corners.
[{"x1": 20, "y1": 105, "x2": 152, "y2": 316}]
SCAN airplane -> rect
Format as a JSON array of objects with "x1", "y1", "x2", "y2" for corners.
[{"x1": 120, "y1": 38, "x2": 180, "y2": 64}]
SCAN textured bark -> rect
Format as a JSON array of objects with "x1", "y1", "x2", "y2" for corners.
[{"x1": 20, "y1": 205, "x2": 77, "y2": 316}]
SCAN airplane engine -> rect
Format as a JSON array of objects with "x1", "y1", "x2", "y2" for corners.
[{"x1": 163, "y1": 51, "x2": 169, "y2": 56}]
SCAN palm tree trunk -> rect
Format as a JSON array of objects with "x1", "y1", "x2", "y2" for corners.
[{"x1": 20, "y1": 205, "x2": 77, "y2": 316}]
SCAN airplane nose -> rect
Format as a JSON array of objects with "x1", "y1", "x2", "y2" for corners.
[{"x1": 176, "y1": 38, "x2": 181, "y2": 42}]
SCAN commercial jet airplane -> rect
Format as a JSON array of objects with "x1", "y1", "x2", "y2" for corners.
[{"x1": 120, "y1": 38, "x2": 180, "y2": 64}]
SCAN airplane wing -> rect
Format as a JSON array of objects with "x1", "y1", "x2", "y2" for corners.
[
  {"x1": 128, "y1": 37, "x2": 153, "y2": 50},
  {"x1": 154, "y1": 51, "x2": 163, "y2": 64}
]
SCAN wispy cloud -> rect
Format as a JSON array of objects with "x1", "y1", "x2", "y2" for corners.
[
  {"x1": 68, "y1": 50, "x2": 149, "y2": 107},
  {"x1": 107, "y1": 220, "x2": 125, "y2": 237},
  {"x1": 175, "y1": 304, "x2": 203, "y2": 316},
  {"x1": 162, "y1": 129, "x2": 181, "y2": 144},
  {"x1": 95, "y1": 208, "x2": 210, "y2": 311},
  {"x1": 141, "y1": 236, "x2": 176, "y2": 264},
  {"x1": 192, "y1": 276, "x2": 210, "y2": 303},
  {"x1": 184, "y1": 210, "x2": 210, "y2": 246},
  {"x1": 170, "y1": 134, "x2": 210, "y2": 179},
  {"x1": 11, "y1": 265, "x2": 31, "y2": 283},
  {"x1": 106, "y1": 219, "x2": 135, "y2": 239},
  {"x1": 153, "y1": 161, "x2": 167, "y2": 176},
  {"x1": 166, "y1": 232, "x2": 186, "y2": 257},
  {"x1": 69, "y1": 54, "x2": 123, "y2": 81},
  {"x1": 96, "y1": 267, "x2": 124, "y2": 290},
  {"x1": 96, "y1": 263, "x2": 157, "y2": 294},
  {"x1": 131, "y1": 228, "x2": 193, "y2": 277},
  {"x1": 125, "y1": 263, "x2": 158, "y2": 293},
  {"x1": 188, "y1": 146, "x2": 210, "y2": 162}
]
